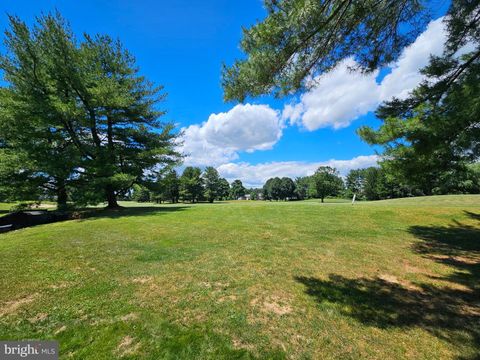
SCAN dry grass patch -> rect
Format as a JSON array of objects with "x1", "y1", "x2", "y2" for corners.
[{"x1": 0, "y1": 294, "x2": 38, "y2": 317}]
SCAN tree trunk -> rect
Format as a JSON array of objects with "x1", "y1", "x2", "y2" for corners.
[
  {"x1": 321, "y1": 197, "x2": 324, "y2": 203},
  {"x1": 57, "y1": 180, "x2": 68, "y2": 211},
  {"x1": 106, "y1": 185, "x2": 120, "y2": 208}
]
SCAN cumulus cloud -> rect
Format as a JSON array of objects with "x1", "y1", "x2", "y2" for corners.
[
  {"x1": 180, "y1": 103, "x2": 282, "y2": 166},
  {"x1": 283, "y1": 17, "x2": 447, "y2": 131},
  {"x1": 217, "y1": 155, "x2": 379, "y2": 187},
  {"x1": 179, "y1": 124, "x2": 239, "y2": 167},
  {"x1": 379, "y1": 18, "x2": 446, "y2": 101},
  {"x1": 292, "y1": 58, "x2": 380, "y2": 130}
]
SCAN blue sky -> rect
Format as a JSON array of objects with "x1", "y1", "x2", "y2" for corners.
[{"x1": 1, "y1": 1, "x2": 449, "y2": 187}]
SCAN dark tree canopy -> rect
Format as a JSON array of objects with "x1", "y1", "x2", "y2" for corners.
[
  {"x1": 223, "y1": 0, "x2": 429, "y2": 101},
  {"x1": 263, "y1": 177, "x2": 296, "y2": 200},
  {"x1": 154, "y1": 169, "x2": 180, "y2": 203},
  {"x1": 217, "y1": 178, "x2": 231, "y2": 200},
  {"x1": 230, "y1": 179, "x2": 246, "y2": 199},
  {"x1": 203, "y1": 166, "x2": 221, "y2": 203},
  {"x1": 312, "y1": 166, "x2": 344, "y2": 202},
  {"x1": 180, "y1": 167, "x2": 204, "y2": 203}
]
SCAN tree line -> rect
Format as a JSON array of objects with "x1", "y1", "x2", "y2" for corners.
[
  {"x1": 261, "y1": 164, "x2": 480, "y2": 202},
  {"x1": 129, "y1": 166, "x2": 247, "y2": 203}
]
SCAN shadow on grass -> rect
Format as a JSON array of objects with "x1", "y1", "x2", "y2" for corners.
[
  {"x1": 409, "y1": 211, "x2": 480, "y2": 292},
  {"x1": 0, "y1": 206, "x2": 189, "y2": 233},
  {"x1": 79, "y1": 205, "x2": 188, "y2": 220},
  {"x1": 295, "y1": 212, "x2": 480, "y2": 358}
]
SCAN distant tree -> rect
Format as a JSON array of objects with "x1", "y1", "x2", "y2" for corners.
[
  {"x1": 280, "y1": 177, "x2": 296, "y2": 200},
  {"x1": 345, "y1": 169, "x2": 366, "y2": 199},
  {"x1": 203, "y1": 167, "x2": 221, "y2": 203},
  {"x1": 263, "y1": 177, "x2": 283, "y2": 200},
  {"x1": 346, "y1": 166, "x2": 425, "y2": 201},
  {"x1": 294, "y1": 177, "x2": 311, "y2": 200},
  {"x1": 463, "y1": 163, "x2": 480, "y2": 194},
  {"x1": 154, "y1": 169, "x2": 180, "y2": 203},
  {"x1": 164, "y1": 169, "x2": 180, "y2": 203},
  {"x1": 230, "y1": 180, "x2": 246, "y2": 199},
  {"x1": 247, "y1": 188, "x2": 262, "y2": 200},
  {"x1": 217, "y1": 178, "x2": 230, "y2": 200},
  {"x1": 131, "y1": 184, "x2": 151, "y2": 203},
  {"x1": 362, "y1": 167, "x2": 385, "y2": 201},
  {"x1": 262, "y1": 178, "x2": 273, "y2": 200},
  {"x1": 180, "y1": 167, "x2": 203, "y2": 203},
  {"x1": 313, "y1": 166, "x2": 344, "y2": 203}
]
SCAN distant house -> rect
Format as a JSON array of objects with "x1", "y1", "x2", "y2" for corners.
[{"x1": 237, "y1": 194, "x2": 251, "y2": 200}]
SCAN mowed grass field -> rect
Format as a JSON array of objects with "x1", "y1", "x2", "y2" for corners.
[{"x1": 0, "y1": 195, "x2": 479, "y2": 359}]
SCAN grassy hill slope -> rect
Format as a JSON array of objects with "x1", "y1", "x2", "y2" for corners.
[{"x1": 0, "y1": 196, "x2": 478, "y2": 359}]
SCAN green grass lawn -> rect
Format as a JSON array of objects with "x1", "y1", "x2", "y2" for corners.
[
  {"x1": 0, "y1": 195, "x2": 479, "y2": 359},
  {"x1": 0, "y1": 202, "x2": 16, "y2": 214},
  {"x1": 0, "y1": 201, "x2": 57, "y2": 215}
]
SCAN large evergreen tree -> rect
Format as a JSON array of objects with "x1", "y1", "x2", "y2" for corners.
[
  {"x1": 180, "y1": 167, "x2": 203, "y2": 203},
  {"x1": 202, "y1": 167, "x2": 221, "y2": 203},
  {"x1": 0, "y1": 15, "x2": 82, "y2": 209},
  {"x1": 0, "y1": 13, "x2": 180, "y2": 208}
]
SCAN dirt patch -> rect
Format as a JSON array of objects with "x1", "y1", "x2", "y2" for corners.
[
  {"x1": 263, "y1": 299, "x2": 292, "y2": 316},
  {"x1": 200, "y1": 281, "x2": 229, "y2": 290},
  {"x1": 120, "y1": 313, "x2": 139, "y2": 322},
  {"x1": 251, "y1": 295, "x2": 292, "y2": 316},
  {"x1": 49, "y1": 282, "x2": 71, "y2": 290},
  {"x1": 378, "y1": 274, "x2": 399, "y2": 284},
  {"x1": 115, "y1": 336, "x2": 140, "y2": 357},
  {"x1": 218, "y1": 295, "x2": 237, "y2": 303},
  {"x1": 0, "y1": 294, "x2": 37, "y2": 317},
  {"x1": 29, "y1": 312, "x2": 48, "y2": 323},
  {"x1": 232, "y1": 337, "x2": 255, "y2": 351},
  {"x1": 54, "y1": 325, "x2": 67, "y2": 335},
  {"x1": 132, "y1": 276, "x2": 153, "y2": 284},
  {"x1": 118, "y1": 336, "x2": 133, "y2": 348}
]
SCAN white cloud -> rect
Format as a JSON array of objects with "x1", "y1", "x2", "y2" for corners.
[
  {"x1": 179, "y1": 124, "x2": 239, "y2": 167},
  {"x1": 380, "y1": 18, "x2": 446, "y2": 101},
  {"x1": 283, "y1": 17, "x2": 448, "y2": 131},
  {"x1": 281, "y1": 103, "x2": 304, "y2": 125},
  {"x1": 293, "y1": 58, "x2": 380, "y2": 130},
  {"x1": 217, "y1": 155, "x2": 379, "y2": 187},
  {"x1": 180, "y1": 103, "x2": 283, "y2": 166},
  {"x1": 203, "y1": 103, "x2": 282, "y2": 151}
]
